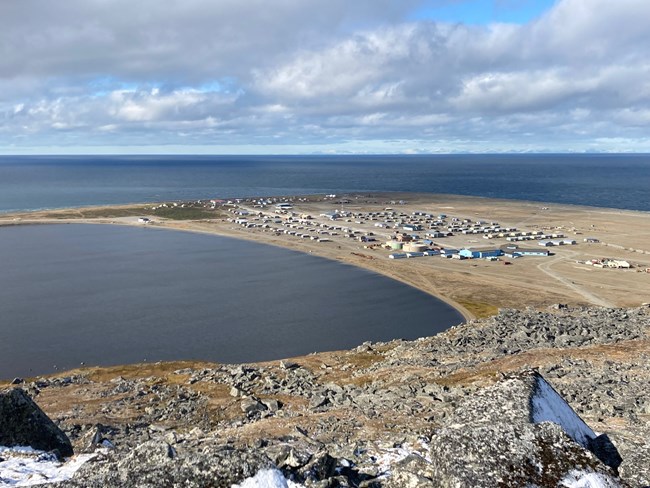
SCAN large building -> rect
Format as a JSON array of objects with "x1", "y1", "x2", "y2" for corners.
[{"x1": 459, "y1": 249, "x2": 504, "y2": 259}]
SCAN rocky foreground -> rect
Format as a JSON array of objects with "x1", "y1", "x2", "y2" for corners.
[{"x1": 1, "y1": 306, "x2": 649, "y2": 487}]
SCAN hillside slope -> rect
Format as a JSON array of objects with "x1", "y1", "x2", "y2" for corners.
[{"x1": 1, "y1": 305, "x2": 648, "y2": 486}]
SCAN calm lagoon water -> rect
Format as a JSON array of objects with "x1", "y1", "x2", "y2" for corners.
[{"x1": 0, "y1": 224, "x2": 463, "y2": 379}]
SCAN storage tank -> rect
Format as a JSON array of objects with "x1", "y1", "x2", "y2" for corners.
[
  {"x1": 403, "y1": 243, "x2": 428, "y2": 253},
  {"x1": 386, "y1": 240, "x2": 403, "y2": 250}
]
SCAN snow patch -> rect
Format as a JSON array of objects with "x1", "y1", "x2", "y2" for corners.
[
  {"x1": 0, "y1": 446, "x2": 96, "y2": 486},
  {"x1": 531, "y1": 375, "x2": 595, "y2": 447},
  {"x1": 370, "y1": 439, "x2": 431, "y2": 477},
  {"x1": 231, "y1": 469, "x2": 304, "y2": 488},
  {"x1": 558, "y1": 469, "x2": 622, "y2": 488}
]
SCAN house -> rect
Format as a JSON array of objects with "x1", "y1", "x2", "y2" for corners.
[
  {"x1": 459, "y1": 249, "x2": 477, "y2": 259},
  {"x1": 320, "y1": 211, "x2": 340, "y2": 220},
  {"x1": 607, "y1": 260, "x2": 631, "y2": 269},
  {"x1": 441, "y1": 248, "x2": 459, "y2": 256},
  {"x1": 460, "y1": 249, "x2": 504, "y2": 259},
  {"x1": 403, "y1": 224, "x2": 422, "y2": 232},
  {"x1": 478, "y1": 249, "x2": 503, "y2": 258},
  {"x1": 506, "y1": 248, "x2": 550, "y2": 257}
]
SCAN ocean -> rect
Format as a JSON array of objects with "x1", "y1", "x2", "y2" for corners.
[{"x1": 1, "y1": 154, "x2": 649, "y2": 213}]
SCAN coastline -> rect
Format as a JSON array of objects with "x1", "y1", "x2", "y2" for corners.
[
  {"x1": 2, "y1": 191, "x2": 650, "y2": 321},
  {"x1": 1, "y1": 193, "x2": 649, "y2": 486}
]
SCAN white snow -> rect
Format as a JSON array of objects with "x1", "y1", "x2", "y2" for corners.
[
  {"x1": 0, "y1": 446, "x2": 96, "y2": 486},
  {"x1": 531, "y1": 376, "x2": 596, "y2": 447},
  {"x1": 373, "y1": 445, "x2": 413, "y2": 476},
  {"x1": 558, "y1": 469, "x2": 622, "y2": 488},
  {"x1": 231, "y1": 469, "x2": 304, "y2": 488},
  {"x1": 370, "y1": 438, "x2": 431, "y2": 477}
]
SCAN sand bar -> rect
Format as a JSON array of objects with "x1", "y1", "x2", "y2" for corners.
[{"x1": 2, "y1": 192, "x2": 649, "y2": 319}]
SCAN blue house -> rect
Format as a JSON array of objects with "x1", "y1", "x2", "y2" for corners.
[
  {"x1": 459, "y1": 249, "x2": 478, "y2": 258},
  {"x1": 460, "y1": 249, "x2": 504, "y2": 259}
]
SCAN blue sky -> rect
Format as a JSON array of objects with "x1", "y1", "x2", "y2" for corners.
[
  {"x1": 1, "y1": 0, "x2": 650, "y2": 154},
  {"x1": 410, "y1": 0, "x2": 557, "y2": 24}
]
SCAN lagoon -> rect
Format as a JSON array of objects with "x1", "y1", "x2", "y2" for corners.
[{"x1": 0, "y1": 224, "x2": 463, "y2": 379}]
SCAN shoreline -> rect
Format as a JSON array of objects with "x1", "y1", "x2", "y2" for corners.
[
  {"x1": 3, "y1": 187, "x2": 650, "y2": 217},
  {"x1": 2, "y1": 191, "x2": 650, "y2": 321}
]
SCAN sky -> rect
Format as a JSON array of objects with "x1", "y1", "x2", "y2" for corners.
[{"x1": 1, "y1": 0, "x2": 650, "y2": 155}]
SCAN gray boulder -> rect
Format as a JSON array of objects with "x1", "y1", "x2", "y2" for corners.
[
  {"x1": 0, "y1": 388, "x2": 73, "y2": 457},
  {"x1": 387, "y1": 371, "x2": 625, "y2": 487},
  {"x1": 59, "y1": 441, "x2": 274, "y2": 487}
]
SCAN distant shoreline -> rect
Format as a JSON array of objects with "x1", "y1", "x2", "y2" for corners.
[
  {"x1": 3, "y1": 190, "x2": 650, "y2": 217},
  {"x1": 2, "y1": 154, "x2": 650, "y2": 214}
]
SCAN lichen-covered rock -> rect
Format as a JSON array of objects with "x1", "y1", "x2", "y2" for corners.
[
  {"x1": 386, "y1": 372, "x2": 625, "y2": 488},
  {"x1": 426, "y1": 422, "x2": 619, "y2": 487},
  {"x1": 59, "y1": 441, "x2": 274, "y2": 487},
  {"x1": 0, "y1": 388, "x2": 73, "y2": 457}
]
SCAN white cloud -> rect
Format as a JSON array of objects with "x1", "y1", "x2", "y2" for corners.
[{"x1": 1, "y1": 0, "x2": 650, "y2": 152}]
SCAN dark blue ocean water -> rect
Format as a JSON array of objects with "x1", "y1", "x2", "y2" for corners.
[
  {"x1": 1, "y1": 154, "x2": 649, "y2": 212},
  {"x1": 0, "y1": 224, "x2": 463, "y2": 379}
]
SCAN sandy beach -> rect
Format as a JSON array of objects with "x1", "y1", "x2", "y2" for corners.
[{"x1": 2, "y1": 192, "x2": 649, "y2": 319}]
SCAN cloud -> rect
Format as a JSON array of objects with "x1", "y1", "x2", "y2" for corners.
[{"x1": 1, "y1": 0, "x2": 650, "y2": 152}]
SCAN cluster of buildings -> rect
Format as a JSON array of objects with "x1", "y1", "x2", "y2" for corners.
[
  {"x1": 538, "y1": 238, "x2": 577, "y2": 247},
  {"x1": 216, "y1": 197, "x2": 588, "y2": 267},
  {"x1": 225, "y1": 205, "x2": 376, "y2": 244},
  {"x1": 581, "y1": 259, "x2": 632, "y2": 269},
  {"x1": 381, "y1": 211, "x2": 559, "y2": 262},
  {"x1": 389, "y1": 245, "x2": 551, "y2": 261},
  {"x1": 502, "y1": 231, "x2": 567, "y2": 242}
]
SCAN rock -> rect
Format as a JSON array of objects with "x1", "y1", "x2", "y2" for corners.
[
  {"x1": 280, "y1": 360, "x2": 299, "y2": 370},
  {"x1": 261, "y1": 399, "x2": 281, "y2": 412},
  {"x1": 61, "y1": 442, "x2": 274, "y2": 487},
  {"x1": 387, "y1": 454, "x2": 436, "y2": 488},
  {"x1": 589, "y1": 434, "x2": 624, "y2": 474},
  {"x1": 309, "y1": 394, "x2": 329, "y2": 409},
  {"x1": 268, "y1": 443, "x2": 313, "y2": 469},
  {"x1": 0, "y1": 388, "x2": 73, "y2": 457},
  {"x1": 300, "y1": 450, "x2": 337, "y2": 481},
  {"x1": 240, "y1": 397, "x2": 267, "y2": 416},
  {"x1": 418, "y1": 372, "x2": 624, "y2": 487},
  {"x1": 5, "y1": 305, "x2": 648, "y2": 487},
  {"x1": 86, "y1": 423, "x2": 119, "y2": 450}
]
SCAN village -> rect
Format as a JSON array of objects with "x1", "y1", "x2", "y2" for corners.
[
  {"x1": 199, "y1": 195, "x2": 648, "y2": 270},
  {"x1": 3, "y1": 191, "x2": 650, "y2": 315},
  {"x1": 135, "y1": 194, "x2": 650, "y2": 278}
]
